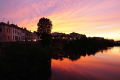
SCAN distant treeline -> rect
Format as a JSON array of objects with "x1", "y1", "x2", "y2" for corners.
[{"x1": 64, "y1": 37, "x2": 116, "y2": 50}]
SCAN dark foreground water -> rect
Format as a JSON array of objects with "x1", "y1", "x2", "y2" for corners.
[{"x1": 51, "y1": 47, "x2": 120, "y2": 80}]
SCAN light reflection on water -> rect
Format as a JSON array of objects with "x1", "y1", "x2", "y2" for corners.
[{"x1": 51, "y1": 47, "x2": 120, "y2": 80}]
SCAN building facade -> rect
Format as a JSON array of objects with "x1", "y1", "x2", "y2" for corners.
[
  {"x1": 0, "y1": 22, "x2": 12, "y2": 42},
  {"x1": 0, "y1": 22, "x2": 38, "y2": 42},
  {"x1": 52, "y1": 32, "x2": 86, "y2": 41},
  {"x1": 70, "y1": 32, "x2": 86, "y2": 40}
]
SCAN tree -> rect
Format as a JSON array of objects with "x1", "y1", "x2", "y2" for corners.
[
  {"x1": 37, "y1": 17, "x2": 52, "y2": 35},
  {"x1": 37, "y1": 17, "x2": 52, "y2": 46}
]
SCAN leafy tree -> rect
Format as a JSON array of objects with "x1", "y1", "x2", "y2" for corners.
[
  {"x1": 37, "y1": 17, "x2": 52, "y2": 35},
  {"x1": 37, "y1": 17, "x2": 52, "y2": 46}
]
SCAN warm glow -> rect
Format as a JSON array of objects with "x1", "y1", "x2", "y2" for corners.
[
  {"x1": 51, "y1": 47, "x2": 120, "y2": 80},
  {"x1": 62, "y1": 37, "x2": 65, "y2": 39},
  {"x1": 33, "y1": 39, "x2": 36, "y2": 41},
  {"x1": 0, "y1": 0, "x2": 120, "y2": 40},
  {"x1": 52, "y1": 37, "x2": 54, "y2": 39}
]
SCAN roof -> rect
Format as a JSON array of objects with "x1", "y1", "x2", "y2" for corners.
[{"x1": 0, "y1": 22, "x2": 9, "y2": 26}]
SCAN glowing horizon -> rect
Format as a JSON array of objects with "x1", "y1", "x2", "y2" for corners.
[{"x1": 0, "y1": 0, "x2": 120, "y2": 40}]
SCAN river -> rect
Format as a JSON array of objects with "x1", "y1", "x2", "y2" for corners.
[{"x1": 50, "y1": 46, "x2": 120, "y2": 80}]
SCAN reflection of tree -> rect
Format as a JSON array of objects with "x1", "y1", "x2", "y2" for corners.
[
  {"x1": 68, "y1": 54, "x2": 81, "y2": 61},
  {"x1": 52, "y1": 47, "x2": 110, "y2": 61},
  {"x1": 87, "y1": 48, "x2": 99, "y2": 56}
]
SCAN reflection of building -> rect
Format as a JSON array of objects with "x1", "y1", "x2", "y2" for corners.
[{"x1": 0, "y1": 22, "x2": 38, "y2": 42}]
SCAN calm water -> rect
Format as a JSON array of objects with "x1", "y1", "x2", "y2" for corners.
[{"x1": 51, "y1": 47, "x2": 120, "y2": 80}]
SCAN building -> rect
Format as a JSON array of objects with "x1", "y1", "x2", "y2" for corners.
[
  {"x1": 21, "y1": 28, "x2": 26, "y2": 41},
  {"x1": 93, "y1": 37, "x2": 104, "y2": 40},
  {"x1": 0, "y1": 22, "x2": 12, "y2": 42},
  {"x1": 70, "y1": 32, "x2": 86, "y2": 40},
  {"x1": 0, "y1": 22, "x2": 38, "y2": 42},
  {"x1": 52, "y1": 32, "x2": 86, "y2": 41},
  {"x1": 33, "y1": 31, "x2": 39, "y2": 40},
  {"x1": 52, "y1": 32, "x2": 65, "y2": 39},
  {"x1": 10, "y1": 24, "x2": 23, "y2": 42}
]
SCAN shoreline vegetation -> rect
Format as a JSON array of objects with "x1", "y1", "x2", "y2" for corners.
[{"x1": 0, "y1": 37, "x2": 119, "y2": 79}]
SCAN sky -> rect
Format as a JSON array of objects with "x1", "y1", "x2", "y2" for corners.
[{"x1": 0, "y1": 0, "x2": 120, "y2": 40}]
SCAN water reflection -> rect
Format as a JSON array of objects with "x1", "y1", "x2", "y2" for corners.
[
  {"x1": 51, "y1": 47, "x2": 120, "y2": 80},
  {"x1": 0, "y1": 46, "x2": 119, "y2": 80},
  {"x1": 52, "y1": 47, "x2": 111, "y2": 61}
]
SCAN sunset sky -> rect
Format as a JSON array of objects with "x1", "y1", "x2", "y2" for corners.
[{"x1": 0, "y1": 0, "x2": 120, "y2": 40}]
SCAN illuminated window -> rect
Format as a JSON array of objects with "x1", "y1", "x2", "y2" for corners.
[
  {"x1": 74, "y1": 38, "x2": 76, "y2": 40},
  {"x1": 62, "y1": 37, "x2": 65, "y2": 39}
]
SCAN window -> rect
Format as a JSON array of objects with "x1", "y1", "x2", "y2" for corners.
[
  {"x1": 15, "y1": 36, "x2": 18, "y2": 40},
  {"x1": 19, "y1": 37, "x2": 20, "y2": 40},
  {"x1": 0, "y1": 28, "x2": 2, "y2": 32},
  {"x1": 8, "y1": 36, "x2": 9, "y2": 40},
  {"x1": 13, "y1": 30, "x2": 14, "y2": 34},
  {"x1": 13, "y1": 35, "x2": 14, "y2": 40},
  {"x1": 7, "y1": 28, "x2": 8, "y2": 33},
  {"x1": 9, "y1": 29, "x2": 10, "y2": 33}
]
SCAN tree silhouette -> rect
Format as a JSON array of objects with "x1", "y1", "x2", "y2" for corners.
[
  {"x1": 37, "y1": 17, "x2": 52, "y2": 46},
  {"x1": 37, "y1": 17, "x2": 52, "y2": 35}
]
